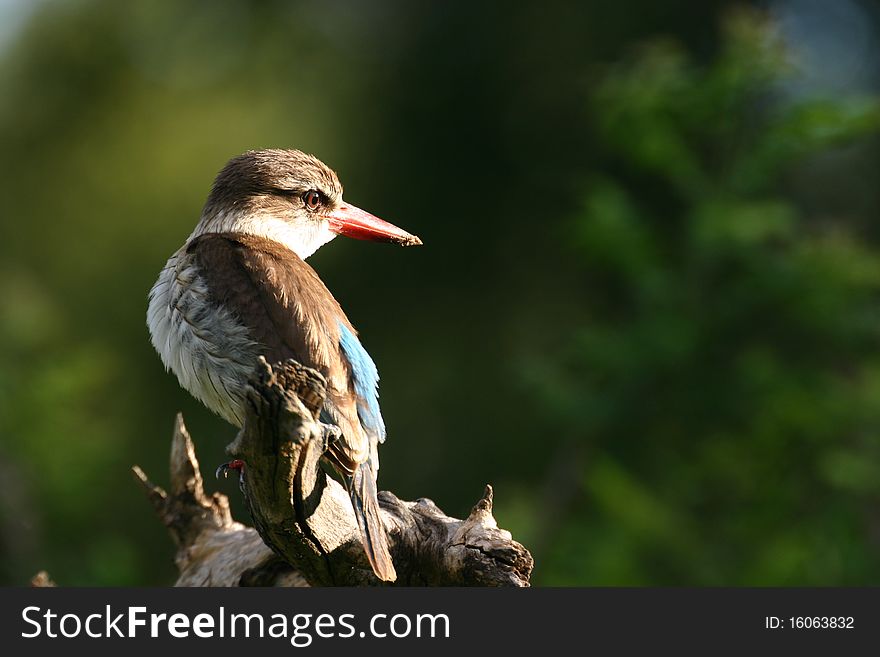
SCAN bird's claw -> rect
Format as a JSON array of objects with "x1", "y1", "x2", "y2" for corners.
[
  {"x1": 320, "y1": 423, "x2": 342, "y2": 450},
  {"x1": 215, "y1": 459, "x2": 246, "y2": 480}
]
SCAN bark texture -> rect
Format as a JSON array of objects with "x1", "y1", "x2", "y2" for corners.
[{"x1": 135, "y1": 358, "x2": 533, "y2": 587}]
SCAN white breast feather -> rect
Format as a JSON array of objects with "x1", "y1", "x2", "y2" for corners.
[{"x1": 147, "y1": 248, "x2": 260, "y2": 427}]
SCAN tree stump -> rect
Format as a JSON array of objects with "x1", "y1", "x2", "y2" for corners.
[{"x1": 134, "y1": 358, "x2": 533, "y2": 586}]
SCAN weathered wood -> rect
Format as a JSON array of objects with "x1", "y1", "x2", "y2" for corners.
[
  {"x1": 136, "y1": 358, "x2": 533, "y2": 587},
  {"x1": 30, "y1": 571, "x2": 55, "y2": 587},
  {"x1": 132, "y1": 415, "x2": 306, "y2": 587}
]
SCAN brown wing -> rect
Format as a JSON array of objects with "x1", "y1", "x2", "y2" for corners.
[
  {"x1": 187, "y1": 232, "x2": 369, "y2": 470},
  {"x1": 187, "y1": 232, "x2": 342, "y2": 369}
]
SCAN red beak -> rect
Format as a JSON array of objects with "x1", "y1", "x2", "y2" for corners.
[{"x1": 325, "y1": 203, "x2": 422, "y2": 246}]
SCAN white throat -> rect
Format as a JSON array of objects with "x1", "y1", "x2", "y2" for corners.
[{"x1": 189, "y1": 210, "x2": 337, "y2": 259}]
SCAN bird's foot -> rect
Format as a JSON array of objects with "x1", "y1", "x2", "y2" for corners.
[
  {"x1": 319, "y1": 423, "x2": 342, "y2": 451},
  {"x1": 215, "y1": 459, "x2": 246, "y2": 480}
]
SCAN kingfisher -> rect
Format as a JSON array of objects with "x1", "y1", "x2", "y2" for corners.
[{"x1": 146, "y1": 149, "x2": 421, "y2": 582}]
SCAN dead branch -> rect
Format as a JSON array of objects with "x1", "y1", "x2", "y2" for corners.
[
  {"x1": 30, "y1": 571, "x2": 55, "y2": 587},
  {"x1": 135, "y1": 358, "x2": 532, "y2": 586}
]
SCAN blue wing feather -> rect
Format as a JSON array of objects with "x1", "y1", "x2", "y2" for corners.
[{"x1": 337, "y1": 323, "x2": 386, "y2": 442}]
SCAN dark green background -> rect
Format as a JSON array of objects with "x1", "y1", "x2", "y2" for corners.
[{"x1": 1, "y1": 0, "x2": 879, "y2": 586}]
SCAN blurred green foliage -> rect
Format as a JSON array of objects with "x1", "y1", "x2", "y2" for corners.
[
  {"x1": 0, "y1": 1, "x2": 879, "y2": 585},
  {"x1": 522, "y1": 12, "x2": 880, "y2": 585}
]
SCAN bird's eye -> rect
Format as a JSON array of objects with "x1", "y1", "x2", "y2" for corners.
[{"x1": 302, "y1": 190, "x2": 322, "y2": 211}]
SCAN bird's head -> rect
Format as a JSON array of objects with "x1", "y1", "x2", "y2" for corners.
[{"x1": 193, "y1": 149, "x2": 422, "y2": 259}]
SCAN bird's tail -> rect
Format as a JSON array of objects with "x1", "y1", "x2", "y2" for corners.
[{"x1": 349, "y1": 461, "x2": 397, "y2": 582}]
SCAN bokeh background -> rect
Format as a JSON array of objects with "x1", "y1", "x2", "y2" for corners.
[{"x1": 2, "y1": 0, "x2": 880, "y2": 586}]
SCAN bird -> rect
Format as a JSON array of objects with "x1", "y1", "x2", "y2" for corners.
[{"x1": 146, "y1": 148, "x2": 421, "y2": 582}]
